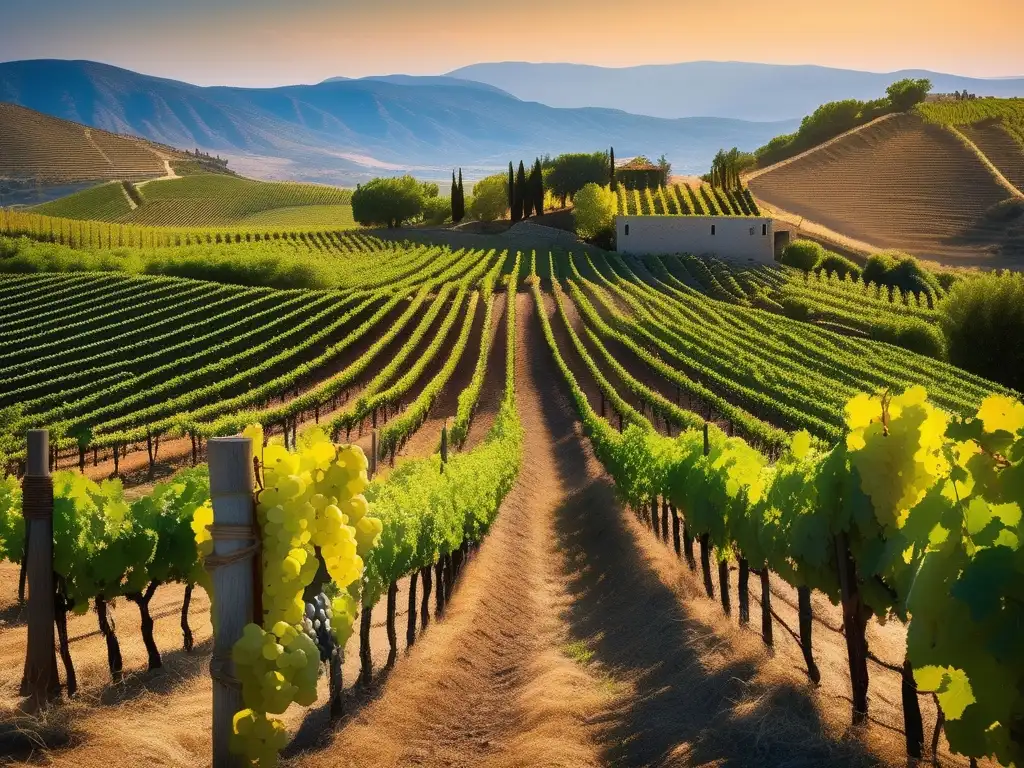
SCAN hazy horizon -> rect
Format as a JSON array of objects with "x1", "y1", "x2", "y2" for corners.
[{"x1": 2, "y1": 0, "x2": 1022, "y2": 87}]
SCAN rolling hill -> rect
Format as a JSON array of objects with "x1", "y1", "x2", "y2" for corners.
[
  {"x1": 447, "y1": 61, "x2": 1024, "y2": 121},
  {"x1": 0, "y1": 59, "x2": 798, "y2": 185},
  {"x1": 747, "y1": 111, "x2": 1024, "y2": 266},
  {"x1": 34, "y1": 174, "x2": 355, "y2": 228}
]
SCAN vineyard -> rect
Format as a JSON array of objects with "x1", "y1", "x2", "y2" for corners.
[
  {"x1": 614, "y1": 182, "x2": 761, "y2": 217},
  {"x1": 34, "y1": 175, "x2": 355, "y2": 229},
  {"x1": 0, "y1": 228, "x2": 1021, "y2": 768},
  {"x1": 0, "y1": 103, "x2": 180, "y2": 184},
  {"x1": 748, "y1": 112, "x2": 1024, "y2": 265}
]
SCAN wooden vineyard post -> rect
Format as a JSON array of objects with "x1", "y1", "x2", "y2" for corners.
[
  {"x1": 650, "y1": 496, "x2": 659, "y2": 538},
  {"x1": 206, "y1": 437, "x2": 257, "y2": 768},
  {"x1": 20, "y1": 430, "x2": 60, "y2": 707}
]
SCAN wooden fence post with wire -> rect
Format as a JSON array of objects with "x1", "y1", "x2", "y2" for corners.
[
  {"x1": 20, "y1": 429, "x2": 60, "y2": 708},
  {"x1": 206, "y1": 437, "x2": 258, "y2": 768}
]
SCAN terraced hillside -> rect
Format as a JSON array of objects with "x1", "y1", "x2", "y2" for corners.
[
  {"x1": 0, "y1": 102, "x2": 183, "y2": 183},
  {"x1": 959, "y1": 121, "x2": 1024, "y2": 192},
  {"x1": 34, "y1": 174, "x2": 354, "y2": 228},
  {"x1": 748, "y1": 112, "x2": 1024, "y2": 266}
]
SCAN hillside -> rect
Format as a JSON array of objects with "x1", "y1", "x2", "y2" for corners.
[
  {"x1": 447, "y1": 61, "x2": 1024, "y2": 121},
  {"x1": 0, "y1": 60, "x2": 797, "y2": 184},
  {"x1": 747, "y1": 112, "x2": 1024, "y2": 266},
  {"x1": 35, "y1": 174, "x2": 354, "y2": 228},
  {"x1": 917, "y1": 98, "x2": 1024, "y2": 190},
  {"x1": 0, "y1": 102, "x2": 181, "y2": 184}
]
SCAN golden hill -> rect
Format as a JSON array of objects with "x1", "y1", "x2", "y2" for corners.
[
  {"x1": 748, "y1": 113, "x2": 1024, "y2": 266},
  {"x1": 0, "y1": 102, "x2": 188, "y2": 184}
]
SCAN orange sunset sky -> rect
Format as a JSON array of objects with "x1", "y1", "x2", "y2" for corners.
[{"x1": 1, "y1": 0, "x2": 1022, "y2": 85}]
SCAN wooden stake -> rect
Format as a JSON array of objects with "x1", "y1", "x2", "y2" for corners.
[
  {"x1": 207, "y1": 437, "x2": 256, "y2": 768},
  {"x1": 20, "y1": 430, "x2": 60, "y2": 707}
]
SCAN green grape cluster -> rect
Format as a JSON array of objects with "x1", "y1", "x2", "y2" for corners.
[{"x1": 206, "y1": 424, "x2": 381, "y2": 768}]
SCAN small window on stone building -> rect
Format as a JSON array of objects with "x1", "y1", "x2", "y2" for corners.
[
  {"x1": 711, "y1": 224, "x2": 716, "y2": 236},
  {"x1": 624, "y1": 223, "x2": 630, "y2": 236},
  {"x1": 749, "y1": 227, "x2": 755, "y2": 236},
  {"x1": 762, "y1": 223, "x2": 768, "y2": 236}
]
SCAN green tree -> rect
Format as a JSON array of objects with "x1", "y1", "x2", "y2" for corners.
[
  {"x1": 532, "y1": 158, "x2": 544, "y2": 216},
  {"x1": 546, "y1": 151, "x2": 609, "y2": 207},
  {"x1": 656, "y1": 154, "x2": 671, "y2": 187},
  {"x1": 516, "y1": 160, "x2": 528, "y2": 220},
  {"x1": 351, "y1": 176, "x2": 425, "y2": 228},
  {"x1": 508, "y1": 162, "x2": 518, "y2": 223},
  {"x1": 471, "y1": 173, "x2": 510, "y2": 222},
  {"x1": 940, "y1": 271, "x2": 1024, "y2": 390},
  {"x1": 610, "y1": 146, "x2": 617, "y2": 191},
  {"x1": 455, "y1": 168, "x2": 465, "y2": 223},
  {"x1": 886, "y1": 78, "x2": 932, "y2": 111},
  {"x1": 573, "y1": 183, "x2": 616, "y2": 239},
  {"x1": 422, "y1": 196, "x2": 452, "y2": 225},
  {"x1": 420, "y1": 181, "x2": 440, "y2": 198}
]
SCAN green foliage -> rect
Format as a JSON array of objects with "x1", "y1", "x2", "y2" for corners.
[
  {"x1": 37, "y1": 174, "x2": 353, "y2": 228},
  {"x1": 780, "y1": 240, "x2": 825, "y2": 271},
  {"x1": 572, "y1": 183, "x2": 616, "y2": 240},
  {"x1": 917, "y1": 97, "x2": 1024, "y2": 149},
  {"x1": 863, "y1": 250, "x2": 944, "y2": 300},
  {"x1": 754, "y1": 81, "x2": 931, "y2": 167},
  {"x1": 421, "y1": 196, "x2": 452, "y2": 225},
  {"x1": 816, "y1": 252, "x2": 861, "y2": 280},
  {"x1": 0, "y1": 236, "x2": 328, "y2": 290},
  {"x1": 885, "y1": 78, "x2": 933, "y2": 112},
  {"x1": 420, "y1": 181, "x2": 440, "y2": 199},
  {"x1": 470, "y1": 173, "x2": 510, "y2": 222},
  {"x1": 870, "y1": 316, "x2": 947, "y2": 359},
  {"x1": 940, "y1": 271, "x2": 1024, "y2": 391},
  {"x1": 351, "y1": 176, "x2": 425, "y2": 228},
  {"x1": 545, "y1": 151, "x2": 609, "y2": 205}
]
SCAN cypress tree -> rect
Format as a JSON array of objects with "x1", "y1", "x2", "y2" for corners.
[
  {"x1": 610, "y1": 146, "x2": 616, "y2": 191},
  {"x1": 455, "y1": 168, "x2": 465, "y2": 223},
  {"x1": 508, "y1": 162, "x2": 518, "y2": 222},
  {"x1": 533, "y1": 158, "x2": 544, "y2": 216},
  {"x1": 451, "y1": 171, "x2": 459, "y2": 223},
  {"x1": 516, "y1": 160, "x2": 528, "y2": 220}
]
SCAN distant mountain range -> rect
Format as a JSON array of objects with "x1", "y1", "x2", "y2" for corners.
[
  {"x1": 0, "y1": 60, "x2": 797, "y2": 185},
  {"x1": 446, "y1": 62, "x2": 1024, "y2": 121}
]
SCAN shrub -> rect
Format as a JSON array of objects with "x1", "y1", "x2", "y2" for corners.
[
  {"x1": 870, "y1": 317, "x2": 947, "y2": 359},
  {"x1": 986, "y1": 198, "x2": 1024, "y2": 222},
  {"x1": 863, "y1": 250, "x2": 943, "y2": 300},
  {"x1": 779, "y1": 295, "x2": 814, "y2": 321},
  {"x1": 351, "y1": 176, "x2": 425, "y2": 228},
  {"x1": 469, "y1": 174, "x2": 509, "y2": 222},
  {"x1": 940, "y1": 271, "x2": 1024, "y2": 391},
  {"x1": 780, "y1": 240, "x2": 825, "y2": 271},
  {"x1": 422, "y1": 196, "x2": 452, "y2": 225},
  {"x1": 816, "y1": 251, "x2": 862, "y2": 280},
  {"x1": 573, "y1": 183, "x2": 616, "y2": 240}
]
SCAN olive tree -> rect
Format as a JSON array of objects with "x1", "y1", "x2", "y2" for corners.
[{"x1": 351, "y1": 176, "x2": 425, "y2": 228}]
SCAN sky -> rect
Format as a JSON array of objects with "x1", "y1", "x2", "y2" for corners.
[{"x1": 2, "y1": 0, "x2": 1023, "y2": 86}]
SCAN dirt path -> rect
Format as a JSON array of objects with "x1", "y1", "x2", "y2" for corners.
[{"x1": 299, "y1": 292, "x2": 613, "y2": 767}]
